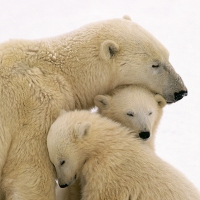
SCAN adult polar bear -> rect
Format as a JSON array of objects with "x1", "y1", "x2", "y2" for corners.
[{"x1": 0, "y1": 16, "x2": 187, "y2": 199}]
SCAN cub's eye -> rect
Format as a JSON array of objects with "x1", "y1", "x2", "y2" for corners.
[
  {"x1": 152, "y1": 64, "x2": 159, "y2": 68},
  {"x1": 149, "y1": 112, "x2": 152, "y2": 116},
  {"x1": 60, "y1": 160, "x2": 65, "y2": 166},
  {"x1": 127, "y1": 111, "x2": 134, "y2": 117}
]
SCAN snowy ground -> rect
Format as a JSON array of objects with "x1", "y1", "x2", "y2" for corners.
[{"x1": 1, "y1": 0, "x2": 200, "y2": 190}]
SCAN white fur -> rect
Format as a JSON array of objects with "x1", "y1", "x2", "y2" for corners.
[
  {"x1": 48, "y1": 110, "x2": 200, "y2": 200},
  {"x1": 0, "y1": 16, "x2": 187, "y2": 199},
  {"x1": 95, "y1": 85, "x2": 166, "y2": 150}
]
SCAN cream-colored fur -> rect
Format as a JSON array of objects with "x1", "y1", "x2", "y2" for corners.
[
  {"x1": 48, "y1": 110, "x2": 200, "y2": 200},
  {"x1": 55, "y1": 183, "x2": 81, "y2": 200},
  {"x1": 95, "y1": 85, "x2": 166, "y2": 150},
  {"x1": 56, "y1": 85, "x2": 166, "y2": 200},
  {"x1": 0, "y1": 16, "x2": 187, "y2": 199}
]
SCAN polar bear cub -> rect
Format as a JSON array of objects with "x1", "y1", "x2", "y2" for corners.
[
  {"x1": 95, "y1": 85, "x2": 166, "y2": 150},
  {"x1": 48, "y1": 110, "x2": 200, "y2": 200}
]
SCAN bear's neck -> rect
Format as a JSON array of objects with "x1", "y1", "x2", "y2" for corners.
[
  {"x1": 80, "y1": 121, "x2": 136, "y2": 164},
  {"x1": 41, "y1": 36, "x2": 118, "y2": 110},
  {"x1": 79, "y1": 126, "x2": 141, "y2": 198},
  {"x1": 0, "y1": 31, "x2": 118, "y2": 110}
]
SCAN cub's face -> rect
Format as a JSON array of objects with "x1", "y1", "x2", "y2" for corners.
[
  {"x1": 47, "y1": 126, "x2": 78, "y2": 188},
  {"x1": 47, "y1": 111, "x2": 91, "y2": 188},
  {"x1": 94, "y1": 86, "x2": 166, "y2": 148}
]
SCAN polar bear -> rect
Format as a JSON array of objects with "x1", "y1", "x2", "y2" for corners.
[
  {"x1": 94, "y1": 85, "x2": 166, "y2": 150},
  {"x1": 48, "y1": 110, "x2": 200, "y2": 200},
  {"x1": 0, "y1": 16, "x2": 187, "y2": 199}
]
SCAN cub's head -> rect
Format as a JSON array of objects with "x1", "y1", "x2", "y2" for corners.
[
  {"x1": 94, "y1": 85, "x2": 166, "y2": 149},
  {"x1": 47, "y1": 110, "x2": 92, "y2": 188}
]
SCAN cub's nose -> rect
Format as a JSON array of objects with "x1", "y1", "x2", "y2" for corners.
[
  {"x1": 139, "y1": 132, "x2": 150, "y2": 140},
  {"x1": 174, "y1": 90, "x2": 188, "y2": 101},
  {"x1": 59, "y1": 183, "x2": 68, "y2": 188}
]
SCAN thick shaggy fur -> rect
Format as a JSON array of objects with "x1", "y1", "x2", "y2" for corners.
[
  {"x1": 0, "y1": 16, "x2": 187, "y2": 199},
  {"x1": 48, "y1": 110, "x2": 200, "y2": 200}
]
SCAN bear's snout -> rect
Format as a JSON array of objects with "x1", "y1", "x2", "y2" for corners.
[
  {"x1": 174, "y1": 90, "x2": 188, "y2": 102},
  {"x1": 139, "y1": 132, "x2": 150, "y2": 140}
]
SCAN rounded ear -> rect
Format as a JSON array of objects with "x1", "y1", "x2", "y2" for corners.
[
  {"x1": 100, "y1": 40, "x2": 119, "y2": 61},
  {"x1": 74, "y1": 121, "x2": 92, "y2": 139},
  {"x1": 94, "y1": 95, "x2": 111, "y2": 111},
  {"x1": 123, "y1": 15, "x2": 132, "y2": 21},
  {"x1": 155, "y1": 94, "x2": 166, "y2": 108}
]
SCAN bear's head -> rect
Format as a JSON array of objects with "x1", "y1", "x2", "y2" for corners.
[
  {"x1": 94, "y1": 85, "x2": 166, "y2": 149},
  {"x1": 95, "y1": 16, "x2": 187, "y2": 103},
  {"x1": 47, "y1": 110, "x2": 92, "y2": 188}
]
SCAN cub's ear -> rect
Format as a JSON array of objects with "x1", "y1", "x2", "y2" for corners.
[
  {"x1": 100, "y1": 40, "x2": 119, "y2": 61},
  {"x1": 155, "y1": 94, "x2": 166, "y2": 108},
  {"x1": 74, "y1": 121, "x2": 92, "y2": 139},
  {"x1": 123, "y1": 15, "x2": 132, "y2": 21},
  {"x1": 94, "y1": 95, "x2": 111, "y2": 111}
]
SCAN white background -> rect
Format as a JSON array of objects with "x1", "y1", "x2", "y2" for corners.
[{"x1": 1, "y1": 0, "x2": 200, "y2": 190}]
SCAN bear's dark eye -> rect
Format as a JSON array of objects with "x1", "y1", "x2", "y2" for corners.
[
  {"x1": 149, "y1": 112, "x2": 152, "y2": 115},
  {"x1": 127, "y1": 111, "x2": 134, "y2": 117},
  {"x1": 152, "y1": 64, "x2": 159, "y2": 68},
  {"x1": 60, "y1": 160, "x2": 65, "y2": 166}
]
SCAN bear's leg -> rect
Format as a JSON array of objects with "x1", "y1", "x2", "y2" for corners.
[
  {"x1": 1, "y1": 128, "x2": 56, "y2": 200},
  {"x1": 0, "y1": 124, "x2": 12, "y2": 199},
  {"x1": 2, "y1": 157, "x2": 56, "y2": 200},
  {"x1": 0, "y1": 188, "x2": 5, "y2": 200},
  {"x1": 0, "y1": 125, "x2": 12, "y2": 175}
]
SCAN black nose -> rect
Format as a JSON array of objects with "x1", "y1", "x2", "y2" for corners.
[
  {"x1": 59, "y1": 183, "x2": 68, "y2": 188},
  {"x1": 174, "y1": 90, "x2": 188, "y2": 101},
  {"x1": 139, "y1": 132, "x2": 150, "y2": 140}
]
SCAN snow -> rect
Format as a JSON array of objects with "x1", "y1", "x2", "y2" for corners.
[{"x1": 1, "y1": 0, "x2": 200, "y2": 190}]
